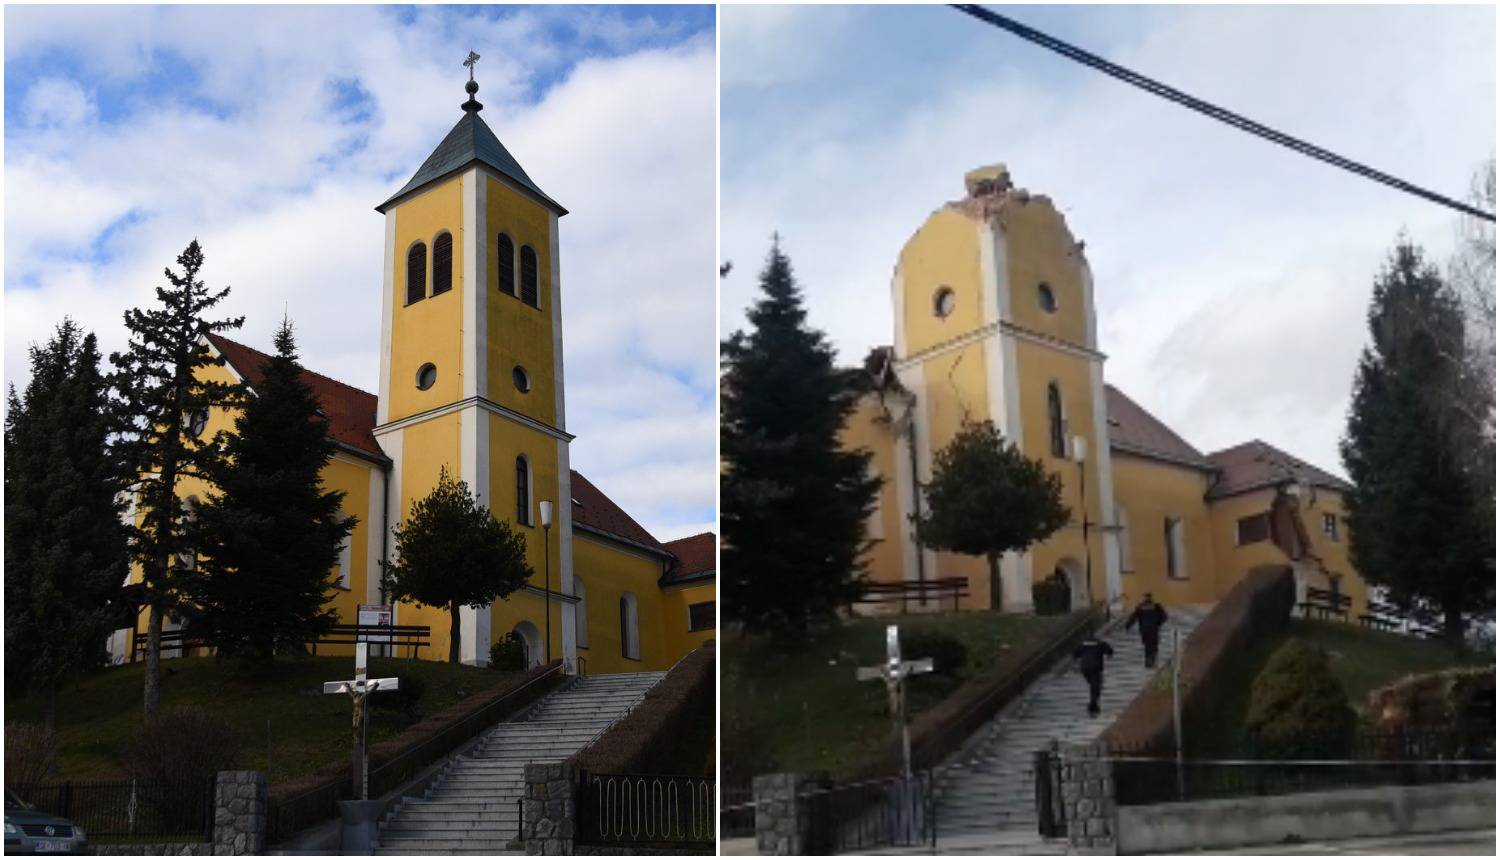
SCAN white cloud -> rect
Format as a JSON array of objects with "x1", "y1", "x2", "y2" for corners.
[
  {"x1": 5, "y1": 5, "x2": 716, "y2": 540},
  {"x1": 721, "y1": 4, "x2": 1494, "y2": 479}
]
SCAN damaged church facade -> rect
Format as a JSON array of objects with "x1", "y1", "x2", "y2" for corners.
[{"x1": 845, "y1": 165, "x2": 1365, "y2": 616}]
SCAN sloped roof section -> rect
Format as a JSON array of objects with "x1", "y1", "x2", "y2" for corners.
[
  {"x1": 1207, "y1": 439, "x2": 1353, "y2": 500},
  {"x1": 206, "y1": 334, "x2": 385, "y2": 462},
  {"x1": 1104, "y1": 385, "x2": 1213, "y2": 470},
  {"x1": 661, "y1": 532, "x2": 716, "y2": 586},
  {"x1": 376, "y1": 110, "x2": 565, "y2": 215},
  {"x1": 569, "y1": 470, "x2": 668, "y2": 557}
]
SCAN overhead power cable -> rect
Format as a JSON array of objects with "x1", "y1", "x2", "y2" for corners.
[{"x1": 951, "y1": 3, "x2": 1495, "y2": 223}]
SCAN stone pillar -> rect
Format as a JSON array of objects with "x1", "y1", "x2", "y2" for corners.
[
  {"x1": 522, "y1": 762, "x2": 576, "y2": 855},
  {"x1": 212, "y1": 771, "x2": 267, "y2": 856},
  {"x1": 751, "y1": 772, "x2": 827, "y2": 856},
  {"x1": 1055, "y1": 742, "x2": 1117, "y2": 854}
]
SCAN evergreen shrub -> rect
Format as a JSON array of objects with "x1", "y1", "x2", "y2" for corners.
[
  {"x1": 489, "y1": 632, "x2": 528, "y2": 672},
  {"x1": 1032, "y1": 579, "x2": 1070, "y2": 616},
  {"x1": 1245, "y1": 640, "x2": 1356, "y2": 759},
  {"x1": 900, "y1": 630, "x2": 968, "y2": 677}
]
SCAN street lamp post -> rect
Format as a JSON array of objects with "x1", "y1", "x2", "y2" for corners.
[
  {"x1": 539, "y1": 500, "x2": 553, "y2": 664},
  {"x1": 1071, "y1": 436, "x2": 1093, "y2": 610}
]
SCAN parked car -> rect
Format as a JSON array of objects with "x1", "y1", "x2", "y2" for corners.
[{"x1": 4, "y1": 791, "x2": 87, "y2": 855}]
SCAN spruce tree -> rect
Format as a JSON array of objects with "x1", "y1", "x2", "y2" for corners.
[
  {"x1": 1340, "y1": 239, "x2": 1494, "y2": 650},
  {"x1": 912, "y1": 420, "x2": 1070, "y2": 610},
  {"x1": 4, "y1": 319, "x2": 131, "y2": 728},
  {"x1": 721, "y1": 240, "x2": 881, "y2": 639},
  {"x1": 188, "y1": 318, "x2": 355, "y2": 668},
  {"x1": 110, "y1": 240, "x2": 246, "y2": 717},
  {"x1": 383, "y1": 469, "x2": 532, "y2": 663}
]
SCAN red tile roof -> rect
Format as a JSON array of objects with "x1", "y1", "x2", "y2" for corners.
[
  {"x1": 662, "y1": 532, "x2": 716, "y2": 585},
  {"x1": 569, "y1": 470, "x2": 669, "y2": 556},
  {"x1": 206, "y1": 334, "x2": 385, "y2": 461},
  {"x1": 1104, "y1": 385, "x2": 1212, "y2": 470},
  {"x1": 1206, "y1": 440, "x2": 1352, "y2": 500}
]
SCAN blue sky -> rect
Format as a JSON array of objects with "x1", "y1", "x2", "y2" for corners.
[
  {"x1": 722, "y1": 4, "x2": 1495, "y2": 480},
  {"x1": 5, "y1": 4, "x2": 716, "y2": 540}
]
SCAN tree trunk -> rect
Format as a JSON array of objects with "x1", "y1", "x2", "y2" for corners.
[
  {"x1": 449, "y1": 602, "x2": 462, "y2": 664},
  {"x1": 987, "y1": 554, "x2": 1002, "y2": 612},
  {"x1": 144, "y1": 599, "x2": 162, "y2": 719},
  {"x1": 1443, "y1": 603, "x2": 1467, "y2": 655}
]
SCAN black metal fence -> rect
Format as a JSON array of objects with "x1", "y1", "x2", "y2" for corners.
[
  {"x1": 1112, "y1": 729, "x2": 1497, "y2": 806},
  {"x1": 576, "y1": 771, "x2": 715, "y2": 848},
  {"x1": 266, "y1": 662, "x2": 565, "y2": 844},
  {"x1": 801, "y1": 771, "x2": 935, "y2": 855},
  {"x1": 17, "y1": 778, "x2": 215, "y2": 843},
  {"x1": 719, "y1": 782, "x2": 755, "y2": 839}
]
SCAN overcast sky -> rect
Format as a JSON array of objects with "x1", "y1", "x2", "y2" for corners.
[
  {"x1": 5, "y1": 4, "x2": 716, "y2": 541},
  {"x1": 721, "y1": 4, "x2": 1495, "y2": 479}
]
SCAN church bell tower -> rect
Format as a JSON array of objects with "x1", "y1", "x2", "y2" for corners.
[{"x1": 372, "y1": 58, "x2": 577, "y2": 668}]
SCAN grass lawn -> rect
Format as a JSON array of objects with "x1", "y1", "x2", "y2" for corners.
[
  {"x1": 1192, "y1": 619, "x2": 1487, "y2": 754},
  {"x1": 6, "y1": 656, "x2": 524, "y2": 785},
  {"x1": 722, "y1": 610, "x2": 1084, "y2": 783}
]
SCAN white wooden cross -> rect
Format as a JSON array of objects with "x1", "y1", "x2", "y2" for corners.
[
  {"x1": 856, "y1": 625, "x2": 934, "y2": 776},
  {"x1": 323, "y1": 643, "x2": 399, "y2": 800}
]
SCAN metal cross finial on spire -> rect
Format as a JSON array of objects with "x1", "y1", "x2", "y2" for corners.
[
  {"x1": 463, "y1": 51, "x2": 481, "y2": 81},
  {"x1": 461, "y1": 52, "x2": 484, "y2": 113}
]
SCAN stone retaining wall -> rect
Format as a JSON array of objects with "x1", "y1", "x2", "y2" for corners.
[
  {"x1": 92, "y1": 844, "x2": 211, "y2": 855},
  {"x1": 1054, "y1": 742, "x2": 1118, "y2": 853},
  {"x1": 522, "y1": 762, "x2": 576, "y2": 855}
]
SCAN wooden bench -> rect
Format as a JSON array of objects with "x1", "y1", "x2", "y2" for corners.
[
  {"x1": 857, "y1": 577, "x2": 970, "y2": 613},
  {"x1": 131, "y1": 623, "x2": 431, "y2": 661},
  {"x1": 1300, "y1": 587, "x2": 1352, "y2": 622}
]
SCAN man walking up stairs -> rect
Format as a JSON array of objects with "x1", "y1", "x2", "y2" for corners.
[
  {"x1": 372, "y1": 671, "x2": 665, "y2": 855},
  {"x1": 930, "y1": 605, "x2": 1213, "y2": 851}
]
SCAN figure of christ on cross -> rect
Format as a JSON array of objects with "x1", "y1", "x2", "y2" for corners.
[
  {"x1": 856, "y1": 624, "x2": 934, "y2": 777},
  {"x1": 324, "y1": 643, "x2": 400, "y2": 800}
]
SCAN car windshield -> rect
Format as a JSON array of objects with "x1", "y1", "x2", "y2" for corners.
[{"x1": 5, "y1": 790, "x2": 34, "y2": 811}]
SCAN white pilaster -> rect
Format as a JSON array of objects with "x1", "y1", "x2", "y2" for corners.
[
  {"x1": 383, "y1": 429, "x2": 404, "y2": 627},
  {"x1": 556, "y1": 438, "x2": 578, "y2": 672},
  {"x1": 461, "y1": 167, "x2": 484, "y2": 400},
  {"x1": 377, "y1": 210, "x2": 397, "y2": 424},
  {"x1": 365, "y1": 466, "x2": 385, "y2": 605},
  {"x1": 549, "y1": 212, "x2": 566, "y2": 430},
  {"x1": 459, "y1": 405, "x2": 491, "y2": 666}
]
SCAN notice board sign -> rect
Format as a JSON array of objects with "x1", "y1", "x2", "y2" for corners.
[{"x1": 358, "y1": 604, "x2": 393, "y2": 644}]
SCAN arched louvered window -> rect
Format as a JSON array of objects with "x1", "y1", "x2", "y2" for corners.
[
  {"x1": 520, "y1": 245, "x2": 539, "y2": 308},
  {"x1": 1047, "y1": 383, "x2": 1066, "y2": 458},
  {"x1": 406, "y1": 242, "x2": 427, "y2": 305},
  {"x1": 515, "y1": 456, "x2": 531, "y2": 526},
  {"x1": 498, "y1": 234, "x2": 516, "y2": 296},
  {"x1": 431, "y1": 232, "x2": 453, "y2": 296}
]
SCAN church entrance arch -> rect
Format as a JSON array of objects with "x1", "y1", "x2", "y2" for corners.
[
  {"x1": 512, "y1": 621, "x2": 543, "y2": 669},
  {"x1": 1054, "y1": 558, "x2": 1087, "y2": 609}
]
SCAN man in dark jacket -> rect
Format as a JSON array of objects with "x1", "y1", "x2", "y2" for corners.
[
  {"x1": 1125, "y1": 593, "x2": 1169, "y2": 668},
  {"x1": 1073, "y1": 634, "x2": 1114, "y2": 716}
]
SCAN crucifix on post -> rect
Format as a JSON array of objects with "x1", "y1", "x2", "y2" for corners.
[
  {"x1": 324, "y1": 643, "x2": 399, "y2": 800},
  {"x1": 856, "y1": 625, "x2": 934, "y2": 777}
]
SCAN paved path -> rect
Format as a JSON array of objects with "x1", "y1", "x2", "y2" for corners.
[{"x1": 1184, "y1": 828, "x2": 1496, "y2": 855}]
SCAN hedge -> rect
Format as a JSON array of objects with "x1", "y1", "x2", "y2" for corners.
[
  {"x1": 570, "y1": 643, "x2": 716, "y2": 776},
  {"x1": 1102, "y1": 565, "x2": 1295, "y2": 754}
]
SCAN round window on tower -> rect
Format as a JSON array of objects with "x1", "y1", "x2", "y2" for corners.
[
  {"x1": 933, "y1": 286, "x2": 956, "y2": 319},
  {"x1": 1038, "y1": 282, "x2": 1058, "y2": 313},
  {"x1": 415, "y1": 363, "x2": 438, "y2": 391},
  {"x1": 513, "y1": 366, "x2": 531, "y2": 393}
]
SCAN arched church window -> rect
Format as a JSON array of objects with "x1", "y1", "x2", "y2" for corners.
[
  {"x1": 1047, "y1": 383, "x2": 1066, "y2": 458},
  {"x1": 933, "y1": 286, "x2": 956, "y2": 319},
  {"x1": 619, "y1": 592, "x2": 639, "y2": 660},
  {"x1": 498, "y1": 234, "x2": 516, "y2": 296},
  {"x1": 431, "y1": 232, "x2": 453, "y2": 296},
  {"x1": 1038, "y1": 282, "x2": 1058, "y2": 313},
  {"x1": 520, "y1": 246, "x2": 539, "y2": 308},
  {"x1": 406, "y1": 242, "x2": 427, "y2": 305},
  {"x1": 515, "y1": 456, "x2": 531, "y2": 526},
  {"x1": 185, "y1": 407, "x2": 209, "y2": 438}
]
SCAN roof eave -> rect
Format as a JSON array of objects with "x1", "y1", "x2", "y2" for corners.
[{"x1": 375, "y1": 159, "x2": 568, "y2": 216}]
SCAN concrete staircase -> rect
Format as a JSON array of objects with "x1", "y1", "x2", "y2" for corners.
[
  {"x1": 930, "y1": 605, "x2": 1213, "y2": 849},
  {"x1": 372, "y1": 671, "x2": 665, "y2": 855}
]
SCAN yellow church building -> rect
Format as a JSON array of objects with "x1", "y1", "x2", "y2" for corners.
[
  {"x1": 106, "y1": 76, "x2": 715, "y2": 676},
  {"x1": 845, "y1": 164, "x2": 1366, "y2": 619}
]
